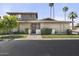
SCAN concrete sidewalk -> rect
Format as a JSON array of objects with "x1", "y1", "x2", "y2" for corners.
[
  {"x1": 24, "y1": 35, "x2": 79, "y2": 40},
  {"x1": 26, "y1": 35, "x2": 42, "y2": 40},
  {"x1": 14, "y1": 35, "x2": 79, "y2": 40},
  {"x1": 42, "y1": 38, "x2": 79, "y2": 40}
]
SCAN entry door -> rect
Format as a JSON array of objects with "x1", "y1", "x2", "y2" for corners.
[{"x1": 31, "y1": 23, "x2": 40, "y2": 34}]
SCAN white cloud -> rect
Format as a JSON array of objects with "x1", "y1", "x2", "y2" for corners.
[{"x1": 0, "y1": 5, "x2": 12, "y2": 16}]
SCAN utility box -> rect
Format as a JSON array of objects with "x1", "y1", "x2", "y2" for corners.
[{"x1": 28, "y1": 29, "x2": 31, "y2": 34}]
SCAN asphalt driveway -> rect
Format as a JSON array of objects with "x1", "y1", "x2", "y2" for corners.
[{"x1": 0, "y1": 40, "x2": 79, "y2": 56}]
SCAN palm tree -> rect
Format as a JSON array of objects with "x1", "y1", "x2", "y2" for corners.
[
  {"x1": 49, "y1": 3, "x2": 54, "y2": 19},
  {"x1": 63, "y1": 6, "x2": 68, "y2": 21},
  {"x1": 68, "y1": 12, "x2": 78, "y2": 29}
]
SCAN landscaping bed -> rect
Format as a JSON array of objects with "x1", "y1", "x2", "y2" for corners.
[{"x1": 42, "y1": 35, "x2": 79, "y2": 38}]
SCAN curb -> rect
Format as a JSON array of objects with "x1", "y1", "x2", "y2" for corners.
[{"x1": 14, "y1": 38, "x2": 79, "y2": 40}]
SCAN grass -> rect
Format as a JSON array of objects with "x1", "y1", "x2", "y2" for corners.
[
  {"x1": 0, "y1": 34, "x2": 27, "y2": 41},
  {"x1": 42, "y1": 35, "x2": 79, "y2": 38}
]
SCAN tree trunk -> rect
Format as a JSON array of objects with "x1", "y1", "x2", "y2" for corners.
[
  {"x1": 50, "y1": 7, "x2": 52, "y2": 18},
  {"x1": 72, "y1": 18, "x2": 74, "y2": 30},
  {"x1": 9, "y1": 29, "x2": 12, "y2": 34},
  {"x1": 18, "y1": 22, "x2": 20, "y2": 32},
  {"x1": 53, "y1": 6, "x2": 54, "y2": 19},
  {"x1": 65, "y1": 12, "x2": 66, "y2": 21}
]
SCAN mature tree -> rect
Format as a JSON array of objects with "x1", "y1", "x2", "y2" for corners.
[
  {"x1": 63, "y1": 6, "x2": 68, "y2": 21},
  {"x1": 3, "y1": 15, "x2": 18, "y2": 34},
  {"x1": 49, "y1": 3, "x2": 54, "y2": 19},
  {"x1": 68, "y1": 12, "x2": 78, "y2": 29},
  {"x1": 0, "y1": 20, "x2": 6, "y2": 33}
]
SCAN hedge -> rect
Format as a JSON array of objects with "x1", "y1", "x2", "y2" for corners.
[
  {"x1": 0, "y1": 28, "x2": 29, "y2": 35},
  {"x1": 41, "y1": 28, "x2": 52, "y2": 35}
]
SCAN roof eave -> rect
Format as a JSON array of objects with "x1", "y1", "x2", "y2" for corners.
[{"x1": 17, "y1": 21, "x2": 72, "y2": 23}]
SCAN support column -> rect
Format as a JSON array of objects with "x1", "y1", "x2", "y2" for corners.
[
  {"x1": 28, "y1": 29, "x2": 31, "y2": 34},
  {"x1": 52, "y1": 29, "x2": 55, "y2": 34},
  {"x1": 36, "y1": 29, "x2": 41, "y2": 34}
]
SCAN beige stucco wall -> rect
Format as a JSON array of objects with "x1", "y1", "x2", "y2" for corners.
[
  {"x1": 40, "y1": 22, "x2": 70, "y2": 34},
  {"x1": 12, "y1": 22, "x2": 71, "y2": 34},
  {"x1": 19, "y1": 22, "x2": 31, "y2": 32},
  {"x1": 12, "y1": 22, "x2": 31, "y2": 32},
  {"x1": 10, "y1": 14, "x2": 37, "y2": 21},
  {"x1": 21, "y1": 14, "x2": 37, "y2": 21}
]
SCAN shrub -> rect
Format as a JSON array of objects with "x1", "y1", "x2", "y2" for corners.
[
  {"x1": 25, "y1": 28, "x2": 28, "y2": 34},
  {"x1": 11, "y1": 28, "x2": 28, "y2": 34},
  {"x1": 66, "y1": 29, "x2": 72, "y2": 35},
  {"x1": 0, "y1": 32, "x2": 9, "y2": 35},
  {"x1": 12, "y1": 31, "x2": 26, "y2": 34},
  {"x1": 41, "y1": 28, "x2": 52, "y2": 35},
  {"x1": 0, "y1": 29, "x2": 29, "y2": 35}
]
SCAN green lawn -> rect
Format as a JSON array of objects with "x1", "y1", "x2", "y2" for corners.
[
  {"x1": 0, "y1": 34, "x2": 27, "y2": 41},
  {"x1": 42, "y1": 35, "x2": 79, "y2": 38}
]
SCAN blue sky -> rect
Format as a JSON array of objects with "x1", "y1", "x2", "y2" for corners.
[{"x1": 0, "y1": 3, "x2": 79, "y2": 23}]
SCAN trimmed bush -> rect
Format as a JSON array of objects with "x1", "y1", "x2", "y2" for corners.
[
  {"x1": 0, "y1": 32, "x2": 10, "y2": 35},
  {"x1": 25, "y1": 28, "x2": 28, "y2": 34},
  {"x1": 66, "y1": 29, "x2": 72, "y2": 35},
  {"x1": 12, "y1": 31, "x2": 26, "y2": 34},
  {"x1": 0, "y1": 29, "x2": 29, "y2": 35},
  {"x1": 10, "y1": 28, "x2": 28, "y2": 34},
  {"x1": 41, "y1": 28, "x2": 52, "y2": 35}
]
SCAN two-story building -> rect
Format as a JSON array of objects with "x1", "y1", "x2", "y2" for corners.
[{"x1": 7, "y1": 12, "x2": 72, "y2": 34}]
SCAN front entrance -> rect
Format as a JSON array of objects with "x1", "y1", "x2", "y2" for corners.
[{"x1": 31, "y1": 23, "x2": 40, "y2": 34}]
